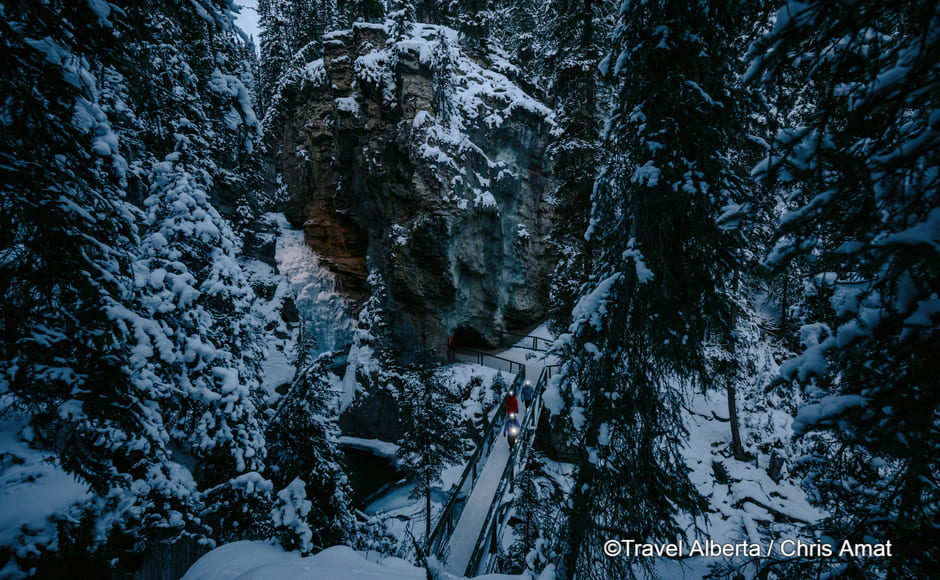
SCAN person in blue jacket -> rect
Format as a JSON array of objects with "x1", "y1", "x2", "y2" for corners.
[
  {"x1": 521, "y1": 380, "x2": 533, "y2": 412},
  {"x1": 503, "y1": 413, "x2": 521, "y2": 448}
]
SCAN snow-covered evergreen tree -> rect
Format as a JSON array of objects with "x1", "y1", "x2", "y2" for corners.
[
  {"x1": 257, "y1": 0, "x2": 292, "y2": 114},
  {"x1": 431, "y1": 29, "x2": 457, "y2": 125},
  {"x1": 258, "y1": 0, "x2": 338, "y2": 117},
  {"x1": 0, "y1": 11, "x2": 178, "y2": 571},
  {"x1": 339, "y1": 0, "x2": 386, "y2": 26},
  {"x1": 506, "y1": 449, "x2": 550, "y2": 574},
  {"x1": 134, "y1": 157, "x2": 266, "y2": 482},
  {"x1": 550, "y1": 0, "x2": 753, "y2": 577},
  {"x1": 388, "y1": 0, "x2": 417, "y2": 41},
  {"x1": 267, "y1": 354, "x2": 355, "y2": 552},
  {"x1": 543, "y1": 0, "x2": 611, "y2": 330},
  {"x1": 450, "y1": 0, "x2": 491, "y2": 57},
  {"x1": 748, "y1": 1, "x2": 940, "y2": 576},
  {"x1": 0, "y1": 0, "x2": 269, "y2": 573},
  {"x1": 396, "y1": 353, "x2": 464, "y2": 542},
  {"x1": 487, "y1": 0, "x2": 542, "y2": 79}
]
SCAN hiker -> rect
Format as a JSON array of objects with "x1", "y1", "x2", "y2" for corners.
[
  {"x1": 521, "y1": 380, "x2": 533, "y2": 412},
  {"x1": 504, "y1": 413, "x2": 521, "y2": 448},
  {"x1": 505, "y1": 390, "x2": 519, "y2": 416}
]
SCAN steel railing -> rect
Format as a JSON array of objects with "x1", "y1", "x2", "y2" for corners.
[
  {"x1": 427, "y1": 366, "x2": 527, "y2": 560},
  {"x1": 464, "y1": 363, "x2": 560, "y2": 576},
  {"x1": 451, "y1": 348, "x2": 528, "y2": 375},
  {"x1": 499, "y1": 331, "x2": 552, "y2": 352}
]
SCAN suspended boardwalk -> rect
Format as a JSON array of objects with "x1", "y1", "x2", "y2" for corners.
[
  {"x1": 428, "y1": 330, "x2": 557, "y2": 577},
  {"x1": 444, "y1": 428, "x2": 512, "y2": 574}
]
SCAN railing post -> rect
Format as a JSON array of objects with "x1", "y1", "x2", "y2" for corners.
[{"x1": 490, "y1": 517, "x2": 499, "y2": 553}]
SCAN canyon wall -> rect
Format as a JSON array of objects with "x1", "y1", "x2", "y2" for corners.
[{"x1": 270, "y1": 23, "x2": 554, "y2": 350}]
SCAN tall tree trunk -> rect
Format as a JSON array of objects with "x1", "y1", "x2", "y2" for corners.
[
  {"x1": 423, "y1": 373, "x2": 432, "y2": 542},
  {"x1": 425, "y1": 471, "x2": 431, "y2": 541},
  {"x1": 888, "y1": 413, "x2": 931, "y2": 580},
  {"x1": 728, "y1": 384, "x2": 746, "y2": 460},
  {"x1": 562, "y1": 462, "x2": 595, "y2": 579}
]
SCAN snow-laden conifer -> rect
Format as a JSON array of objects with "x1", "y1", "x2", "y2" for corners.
[
  {"x1": 551, "y1": 0, "x2": 754, "y2": 577},
  {"x1": 396, "y1": 352, "x2": 464, "y2": 542},
  {"x1": 748, "y1": 1, "x2": 940, "y2": 576}
]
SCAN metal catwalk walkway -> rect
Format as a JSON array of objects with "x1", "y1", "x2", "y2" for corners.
[
  {"x1": 427, "y1": 330, "x2": 557, "y2": 577},
  {"x1": 444, "y1": 423, "x2": 513, "y2": 574}
]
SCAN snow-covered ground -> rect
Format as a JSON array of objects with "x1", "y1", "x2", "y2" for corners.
[
  {"x1": 0, "y1": 419, "x2": 91, "y2": 553},
  {"x1": 338, "y1": 436, "x2": 400, "y2": 460},
  {"x1": 652, "y1": 312, "x2": 826, "y2": 578},
  {"x1": 181, "y1": 541, "x2": 525, "y2": 580},
  {"x1": 650, "y1": 388, "x2": 826, "y2": 579}
]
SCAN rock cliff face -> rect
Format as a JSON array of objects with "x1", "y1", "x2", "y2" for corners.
[{"x1": 272, "y1": 23, "x2": 554, "y2": 349}]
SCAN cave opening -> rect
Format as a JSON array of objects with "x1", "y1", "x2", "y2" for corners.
[{"x1": 451, "y1": 325, "x2": 490, "y2": 349}]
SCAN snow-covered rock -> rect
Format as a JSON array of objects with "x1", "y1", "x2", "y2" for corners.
[{"x1": 269, "y1": 22, "x2": 555, "y2": 348}]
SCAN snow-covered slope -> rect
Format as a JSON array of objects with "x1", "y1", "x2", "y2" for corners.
[{"x1": 181, "y1": 541, "x2": 524, "y2": 580}]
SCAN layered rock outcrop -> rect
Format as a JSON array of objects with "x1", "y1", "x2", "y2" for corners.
[{"x1": 272, "y1": 23, "x2": 554, "y2": 349}]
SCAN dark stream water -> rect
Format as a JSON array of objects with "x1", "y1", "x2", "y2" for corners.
[{"x1": 341, "y1": 447, "x2": 402, "y2": 507}]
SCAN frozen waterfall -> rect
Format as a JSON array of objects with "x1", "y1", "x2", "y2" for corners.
[{"x1": 272, "y1": 214, "x2": 355, "y2": 356}]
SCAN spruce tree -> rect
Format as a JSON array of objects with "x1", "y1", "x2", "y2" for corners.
[
  {"x1": 266, "y1": 354, "x2": 355, "y2": 552},
  {"x1": 748, "y1": 1, "x2": 940, "y2": 577},
  {"x1": 510, "y1": 448, "x2": 549, "y2": 572},
  {"x1": 0, "y1": 0, "x2": 151, "y2": 504},
  {"x1": 339, "y1": 0, "x2": 386, "y2": 26},
  {"x1": 543, "y1": 0, "x2": 610, "y2": 330},
  {"x1": 0, "y1": 0, "x2": 269, "y2": 572},
  {"x1": 451, "y1": 0, "x2": 491, "y2": 57},
  {"x1": 432, "y1": 29, "x2": 456, "y2": 125},
  {"x1": 488, "y1": 0, "x2": 542, "y2": 79},
  {"x1": 258, "y1": 0, "x2": 340, "y2": 151},
  {"x1": 135, "y1": 157, "x2": 266, "y2": 484},
  {"x1": 388, "y1": 0, "x2": 417, "y2": 42},
  {"x1": 414, "y1": 0, "x2": 448, "y2": 24},
  {"x1": 257, "y1": 0, "x2": 292, "y2": 113},
  {"x1": 396, "y1": 355, "x2": 464, "y2": 542},
  {"x1": 553, "y1": 0, "x2": 752, "y2": 577}
]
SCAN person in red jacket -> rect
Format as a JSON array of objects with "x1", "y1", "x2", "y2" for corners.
[{"x1": 505, "y1": 391, "x2": 519, "y2": 416}]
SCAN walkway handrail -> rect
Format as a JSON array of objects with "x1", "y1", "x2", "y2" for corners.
[
  {"x1": 499, "y1": 332, "x2": 552, "y2": 352},
  {"x1": 452, "y1": 348, "x2": 528, "y2": 375},
  {"x1": 465, "y1": 363, "x2": 559, "y2": 576},
  {"x1": 427, "y1": 366, "x2": 527, "y2": 559}
]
